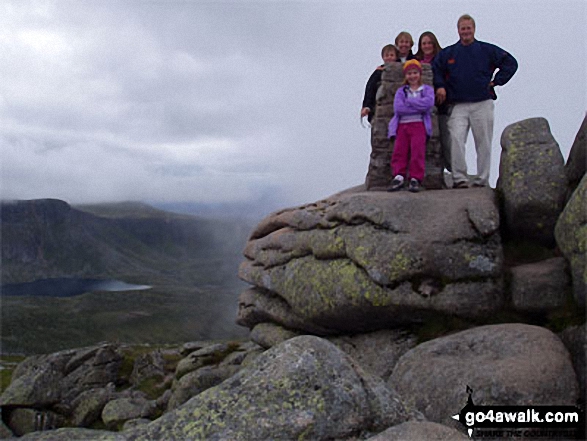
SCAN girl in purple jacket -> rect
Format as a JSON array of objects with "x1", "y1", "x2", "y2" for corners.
[{"x1": 387, "y1": 59, "x2": 434, "y2": 192}]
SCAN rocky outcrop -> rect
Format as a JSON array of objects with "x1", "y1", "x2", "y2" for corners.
[
  {"x1": 497, "y1": 117, "x2": 567, "y2": 247},
  {"x1": 559, "y1": 324, "x2": 586, "y2": 403},
  {"x1": 366, "y1": 63, "x2": 445, "y2": 190},
  {"x1": 555, "y1": 174, "x2": 587, "y2": 307},
  {"x1": 366, "y1": 421, "x2": 469, "y2": 440},
  {"x1": 0, "y1": 340, "x2": 259, "y2": 437},
  {"x1": 238, "y1": 187, "x2": 503, "y2": 335},
  {"x1": 565, "y1": 114, "x2": 587, "y2": 196},
  {"x1": 510, "y1": 257, "x2": 570, "y2": 313},
  {"x1": 389, "y1": 324, "x2": 579, "y2": 424},
  {"x1": 126, "y1": 336, "x2": 413, "y2": 441},
  {"x1": 3, "y1": 115, "x2": 585, "y2": 441}
]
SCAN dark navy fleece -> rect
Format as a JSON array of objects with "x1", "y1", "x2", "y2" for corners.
[{"x1": 433, "y1": 39, "x2": 518, "y2": 103}]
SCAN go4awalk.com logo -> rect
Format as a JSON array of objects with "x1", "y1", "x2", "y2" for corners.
[{"x1": 451, "y1": 386, "x2": 585, "y2": 439}]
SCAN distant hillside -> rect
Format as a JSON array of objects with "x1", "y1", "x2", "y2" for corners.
[
  {"x1": 1, "y1": 199, "x2": 251, "y2": 284},
  {"x1": 0, "y1": 199, "x2": 252, "y2": 353}
]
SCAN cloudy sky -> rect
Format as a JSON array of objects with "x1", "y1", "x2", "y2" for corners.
[{"x1": 1, "y1": 0, "x2": 585, "y2": 210}]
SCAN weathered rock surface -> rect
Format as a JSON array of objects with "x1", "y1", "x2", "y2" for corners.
[
  {"x1": 555, "y1": 174, "x2": 587, "y2": 307},
  {"x1": 565, "y1": 114, "x2": 587, "y2": 196},
  {"x1": 329, "y1": 329, "x2": 417, "y2": 380},
  {"x1": 167, "y1": 364, "x2": 240, "y2": 411},
  {"x1": 559, "y1": 324, "x2": 586, "y2": 403},
  {"x1": 126, "y1": 336, "x2": 412, "y2": 440},
  {"x1": 510, "y1": 257, "x2": 570, "y2": 313},
  {"x1": 17, "y1": 428, "x2": 126, "y2": 440},
  {"x1": 101, "y1": 395, "x2": 157, "y2": 430},
  {"x1": 0, "y1": 343, "x2": 122, "y2": 410},
  {"x1": 174, "y1": 342, "x2": 238, "y2": 379},
  {"x1": 497, "y1": 117, "x2": 567, "y2": 247},
  {"x1": 70, "y1": 386, "x2": 115, "y2": 427},
  {"x1": 390, "y1": 324, "x2": 579, "y2": 424},
  {"x1": 239, "y1": 188, "x2": 503, "y2": 334},
  {"x1": 366, "y1": 421, "x2": 469, "y2": 440}
]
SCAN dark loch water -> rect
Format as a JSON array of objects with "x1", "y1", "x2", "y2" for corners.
[{"x1": 1, "y1": 278, "x2": 151, "y2": 298}]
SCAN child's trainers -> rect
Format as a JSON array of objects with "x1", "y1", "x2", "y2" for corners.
[
  {"x1": 408, "y1": 178, "x2": 420, "y2": 193},
  {"x1": 388, "y1": 175, "x2": 404, "y2": 192}
]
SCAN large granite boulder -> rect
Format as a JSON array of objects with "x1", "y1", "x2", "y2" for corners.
[
  {"x1": 555, "y1": 174, "x2": 587, "y2": 307},
  {"x1": 510, "y1": 257, "x2": 570, "y2": 313},
  {"x1": 126, "y1": 335, "x2": 412, "y2": 440},
  {"x1": 565, "y1": 115, "x2": 587, "y2": 197},
  {"x1": 238, "y1": 188, "x2": 503, "y2": 335},
  {"x1": 559, "y1": 324, "x2": 586, "y2": 403},
  {"x1": 367, "y1": 421, "x2": 468, "y2": 440},
  {"x1": 389, "y1": 324, "x2": 579, "y2": 424},
  {"x1": 497, "y1": 117, "x2": 567, "y2": 247}
]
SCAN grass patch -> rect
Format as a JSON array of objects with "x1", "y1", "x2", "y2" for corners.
[{"x1": 0, "y1": 354, "x2": 26, "y2": 393}]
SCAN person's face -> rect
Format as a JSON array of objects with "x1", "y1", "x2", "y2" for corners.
[
  {"x1": 382, "y1": 50, "x2": 397, "y2": 64},
  {"x1": 397, "y1": 37, "x2": 412, "y2": 56},
  {"x1": 458, "y1": 19, "x2": 475, "y2": 45},
  {"x1": 421, "y1": 36, "x2": 435, "y2": 56},
  {"x1": 405, "y1": 68, "x2": 421, "y2": 86}
]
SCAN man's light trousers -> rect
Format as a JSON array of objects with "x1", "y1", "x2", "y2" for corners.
[{"x1": 448, "y1": 99, "x2": 494, "y2": 186}]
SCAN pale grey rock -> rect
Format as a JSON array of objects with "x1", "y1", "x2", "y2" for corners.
[
  {"x1": 329, "y1": 329, "x2": 417, "y2": 380},
  {"x1": 510, "y1": 257, "x2": 570, "y2": 313},
  {"x1": 498, "y1": 117, "x2": 567, "y2": 247},
  {"x1": 367, "y1": 421, "x2": 469, "y2": 440},
  {"x1": 390, "y1": 324, "x2": 579, "y2": 424},
  {"x1": 126, "y1": 336, "x2": 411, "y2": 440},
  {"x1": 70, "y1": 386, "x2": 114, "y2": 427},
  {"x1": 559, "y1": 324, "x2": 586, "y2": 403},
  {"x1": 122, "y1": 419, "x2": 151, "y2": 431},
  {"x1": 565, "y1": 115, "x2": 587, "y2": 196},
  {"x1": 129, "y1": 351, "x2": 165, "y2": 388},
  {"x1": 167, "y1": 364, "x2": 240, "y2": 411},
  {"x1": 555, "y1": 174, "x2": 587, "y2": 307},
  {"x1": 250, "y1": 322, "x2": 302, "y2": 349},
  {"x1": 174, "y1": 342, "x2": 237, "y2": 379},
  {"x1": 239, "y1": 188, "x2": 503, "y2": 334},
  {"x1": 101, "y1": 396, "x2": 156, "y2": 429},
  {"x1": 17, "y1": 428, "x2": 126, "y2": 440}
]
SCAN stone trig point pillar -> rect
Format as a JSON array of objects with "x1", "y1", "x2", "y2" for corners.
[{"x1": 365, "y1": 63, "x2": 445, "y2": 190}]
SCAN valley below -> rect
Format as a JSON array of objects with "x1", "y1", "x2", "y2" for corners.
[{"x1": 0, "y1": 199, "x2": 253, "y2": 355}]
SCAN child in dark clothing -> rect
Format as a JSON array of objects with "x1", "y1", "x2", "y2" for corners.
[{"x1": 361, "y1": 44, "x2": 398, "y2": 124}]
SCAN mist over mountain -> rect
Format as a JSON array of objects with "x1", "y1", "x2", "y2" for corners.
[{"x1": 1, "y1": 199, "x2": 250, "y2": 354}]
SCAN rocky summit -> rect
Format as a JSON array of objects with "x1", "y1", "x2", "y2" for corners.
[
  {"x1": 238, "y1": 187, "x2": 503, "y2": 337},
  {"x1": 0, "y1": 116, "x2": 585, "y2": 440}
]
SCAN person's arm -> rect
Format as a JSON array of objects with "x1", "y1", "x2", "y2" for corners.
[
  {"x1": 490, "y1": 44, "x2": 518, "y2": 86},
  {"x1": 404, "y1": 85, "x2": 435, "y2": 112},
  {"x1": 432, "y1": 51, "x2": 447, "y2": 104},
  {"x1": 361, "y1": 67, "x2": 383, "y2": 114},
  {"x1": 393, "y1": 87, "x2": 411, "y2": 116}
]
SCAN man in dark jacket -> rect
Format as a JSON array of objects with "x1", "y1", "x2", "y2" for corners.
[{"x1": 433, "y1": 14, "x2": 518, "y2": 188}]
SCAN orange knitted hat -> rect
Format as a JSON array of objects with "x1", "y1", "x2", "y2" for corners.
[{"x1": 403, "y1": 59, "x2": 422, "y2": 74}]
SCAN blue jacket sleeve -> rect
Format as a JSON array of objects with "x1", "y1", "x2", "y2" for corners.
[
  {"x1": 432, "y1": 50, "x2": 448, "y2": 89},
  {"x1": 490, "y1": 45, "x2": 518, "y2": 86}
]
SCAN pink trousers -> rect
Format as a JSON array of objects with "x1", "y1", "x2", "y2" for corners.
[{"x1": 391, "y1": 121, "x2": 426, "y2": 181}]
